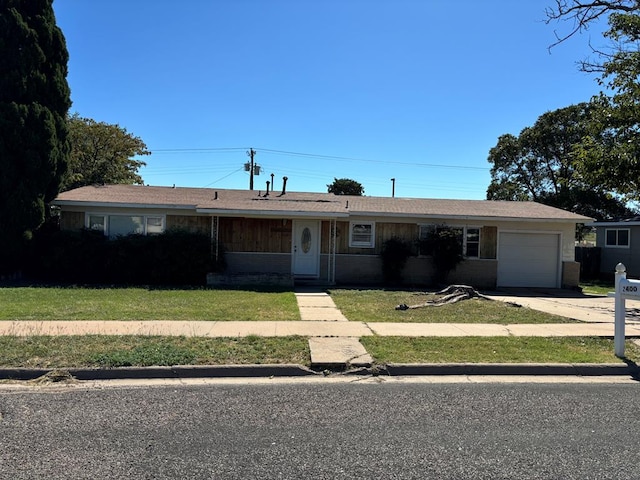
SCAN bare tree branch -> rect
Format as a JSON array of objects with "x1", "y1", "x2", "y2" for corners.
[{"x1": 545, "y1": 0, "x2": 637, "y2": 49}]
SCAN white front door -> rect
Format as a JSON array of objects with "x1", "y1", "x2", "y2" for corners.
[{"x1": 293, "y1": 221, "x2": 320, "y2": 277}]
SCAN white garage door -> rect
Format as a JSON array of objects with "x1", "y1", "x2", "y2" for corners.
[{"x1": 497, "y1": 233, "x2": 560, "y2": 288}]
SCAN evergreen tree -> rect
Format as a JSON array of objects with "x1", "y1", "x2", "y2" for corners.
[
  {"x1": 0, "y1": 0, "x2": 71, "y2": 274},
  {"x1": 327, "y1": 178, "x2": 364, "y2": 196}
]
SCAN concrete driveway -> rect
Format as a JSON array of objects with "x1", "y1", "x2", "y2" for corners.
[{"x1": 486, "y1": 288, "x2": 640, "y2": 324}]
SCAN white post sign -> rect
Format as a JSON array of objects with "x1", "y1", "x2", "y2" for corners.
[{"x1": 614, "y1": 263, "x2": 640, "y2": 357}]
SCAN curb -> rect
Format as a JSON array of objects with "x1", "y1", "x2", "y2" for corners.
[
  {"x1": 0, "y1": 364, "x2": 319, "y2": 381},
  {"x1": 1, "y1": 363, "x2": 638, "y2": 381},
  {"x1": 383, "y1": 363, "x2": 640, "y2": 377}
]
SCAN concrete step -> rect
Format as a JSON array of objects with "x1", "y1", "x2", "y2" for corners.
[{"x1": 308, "y1": 337, "x2": 373, "y2": 368}]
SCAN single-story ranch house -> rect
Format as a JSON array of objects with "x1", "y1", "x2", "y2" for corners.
[{"x1": 53, "y1": 184, "x2": 591, "y2": 288}]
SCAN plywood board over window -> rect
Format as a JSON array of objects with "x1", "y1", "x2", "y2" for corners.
[
  {"x1": 218, "y1": 217, "x2": 291, "y2": 253},
  {"x1": 480, "y1": 226, "x2": 497, "y2": 259}
]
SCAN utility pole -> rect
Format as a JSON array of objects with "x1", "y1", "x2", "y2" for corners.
[{"x1": 247, "y1": 148, "x2": 256, "y2": 190}]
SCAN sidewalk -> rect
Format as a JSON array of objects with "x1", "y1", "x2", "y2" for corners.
[{"x1": 2, "y1": 319, "x2": 640, "y2": 338}]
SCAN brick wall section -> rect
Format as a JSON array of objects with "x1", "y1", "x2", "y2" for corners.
[
  {"x1": 447, "y1": 260, "x2": 497, "y2": 289},
  {"x1": 332, "y1": 254, "x2": 497, "y2": 288},
  {"x1": 334, "y1": 255, "x2": 383, "y2": 284},
  {"x1": 562, "y1": 261, "x2": 581, "y2": 288},
  {"x1": 224, "y1": 252, "x2": 291, "y2": 275}
]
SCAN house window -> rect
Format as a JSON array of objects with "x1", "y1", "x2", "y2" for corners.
[
  {"x1": 86, "y1": 214, "x2": 165, "y2": 238},
  {"x1": 146, "y1": 216, "x2": 164, "y2": 235},
  {"x1": 418, "y1": 224, "x2": 481, "y2": 258},
  {"x1": 605, "y1": 228, "x2": 630, "y2": 248},
  {"x1": 466, "y1": 227, "x2": 480, "y2": 258},
  {"x1": 350, "y1": 222, "x2": 375, "y2": 248},
  {"x1": 88, "y1": 215, "x2": 106, "y2": 234},
  {"x1": 110, "y1": 215, "x2": 144, "y2": 237}
]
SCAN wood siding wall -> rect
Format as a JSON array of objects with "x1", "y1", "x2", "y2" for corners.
[
  {"x1": 322, "y1": 221, "x2": 419, "y2": 255},
  {"x1": 219, "y1": 217, "x2": 292, "y2": 253}
]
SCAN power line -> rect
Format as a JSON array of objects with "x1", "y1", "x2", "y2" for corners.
[
  {"x1": 202, "y1": 167, "x2": 245, "y2": 188},
  {"x1": 148, "y1": 146, "x2": 489, "y2": 171}
]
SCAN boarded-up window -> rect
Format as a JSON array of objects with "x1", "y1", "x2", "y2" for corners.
[{"x1": 480, "y1": 226, "x2": 497, "y2": 259}]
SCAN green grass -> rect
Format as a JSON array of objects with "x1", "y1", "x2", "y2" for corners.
[
  {"x1": 580, "y1": 280, "x2": 615, "y2": 296},
  {"x1": 0, "y1": 287, "x2": 300, "y2": 321},
  {"x1": 1, "y1": 335, "x2": 637, "y2": 368},
  {"x1": 362, "y1": 336, "x2": 640, "y2": 364},
  {"x1": 0, "y1": 335, "x2": 310, "y2": 368},
  {"x1": 329, "y1": 288, "x2": 573, "y2": 324}
]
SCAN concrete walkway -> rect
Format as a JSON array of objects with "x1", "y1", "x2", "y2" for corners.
[{"x1": 486, "y1": 289, "x2": 640, "y2": 324}]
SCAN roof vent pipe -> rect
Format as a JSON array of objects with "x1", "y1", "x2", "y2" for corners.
[
  {"x1": 214, "y1": 191, "x2": 218, "y2": 200},
  {"x1": 282, "y1": 176, "x2": 288, "y2": 195},
  {"x1": 270, "y1": 173, "x2": 275, "y2": 192},
  {"x1": 346, "y1": 200, "x2": 349, "y2": 209},
  {"x1": 266, "y1": 181, "x2": 270, "y2": 195}
]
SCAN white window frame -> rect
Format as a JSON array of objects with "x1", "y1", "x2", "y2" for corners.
[
  {"x1": 87, "y1": 214, "x2": 107, "y2": 234},
  {"x1": 465, "y1": 226, "x2": 481, "y2": 259},
  {"x1": 85, "y1": 213, "x2": 165, "y2": 237},
  {"x1": 605, "y1": 228, "x2": 630, "y2": 248},
  {"x1": 349, "y1": 221, "x2": 375, "y2": 248}
]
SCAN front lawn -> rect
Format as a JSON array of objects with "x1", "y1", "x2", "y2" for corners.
[
  {"x1": 362, "y1": 337, "x2": 640, "y2": 364},
  {"x1": 0, "y1": 287, "x2": 300, "y2": 321},
  {"x1": 580, "y1": 280, "x2": 615, "y2": 296},
  {"x1": 0, "y1": 335, "x2": 310, "y2": 368},
  {"x1": 329, "y1": 289, "x2": 573, "y2": 324}
]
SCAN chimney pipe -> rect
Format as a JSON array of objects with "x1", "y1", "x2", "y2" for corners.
[
  {"x1": 282, "y1": 176, "x2": 288, "y2": 195},
  {"x1": 270, "y1": 173, "x2": 274, "y2": 192},
  {"x1": 391, "y1": 178, "x2": 396, "y2": 198},
  {"x1": 266, "y1": 181, "x2": 270, "y2": 195}
]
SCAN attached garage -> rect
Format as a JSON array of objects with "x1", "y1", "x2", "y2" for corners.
[{"x1": 497, "y1": 232, "x2": 560, "y2": 288}]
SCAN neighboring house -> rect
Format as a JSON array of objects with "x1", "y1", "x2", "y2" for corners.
[
  {"x1": 52, "y1": 184, "x2": 591, "y2": 288},
  {"x1": 590, "y1": 218, "x2": 640, "y2": 278}
]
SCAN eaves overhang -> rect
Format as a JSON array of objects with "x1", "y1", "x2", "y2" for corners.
[
  {"x1": 587, "y1": 221, "x2": 640, "y2": 227},
  {"x1": 196, "y1": 208, "x2": 349, "y2": 218},
  {"x1": 349, "y1": 211, "x2": 592, "y2": 223},
  {"x1": 52, "y1": 200, "x2": 197, "y2": 210}
]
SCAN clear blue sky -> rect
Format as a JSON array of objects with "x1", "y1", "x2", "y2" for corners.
[{"x1": 52, "y1": 0, "x2": 608, "y2": 199}]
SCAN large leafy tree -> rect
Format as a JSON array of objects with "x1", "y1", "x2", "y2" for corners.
[
  {"x1": 546, "y1": 1, "x2": 640, "y2": 200},
  {"x1": 487, "y1": 103, "x2": 635, "y2": 220},
  {"x1": 327, "y1": 178, "x2": 364, "y2": 196},
  {"x1": 0, "y1": 0, "x2": 71, "y2": 273},
  {"x1": 62, "y1": 114, "x2": 150, "y2": 191}
]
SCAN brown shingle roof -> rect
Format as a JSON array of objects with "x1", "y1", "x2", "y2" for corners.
[{"x1": 53, "y1": 184, "x2": 592, "y2": 222}]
